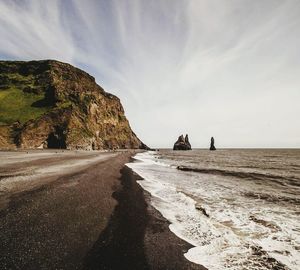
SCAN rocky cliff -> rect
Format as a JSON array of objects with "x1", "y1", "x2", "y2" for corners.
[{"x1": 0, "y1": 60, "x2": 148, "y2": 150}]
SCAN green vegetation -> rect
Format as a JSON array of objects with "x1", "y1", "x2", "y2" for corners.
[
  {"x1": 0, "y1": 86, "x2": 50, "y2": 125},
  {"x1": 0, "y1": 67, "x2": 53, "y2": 125},
  {"x1": 57, "y1": 101, "x2": 72, "y2": 109},
  {"x1": 0, "y1": 65, "x2": 53, "y2": 126}
]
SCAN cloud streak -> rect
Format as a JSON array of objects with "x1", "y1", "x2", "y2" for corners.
[{"x1": 0, "y1": 0, "x2": 299, "y2": 147}]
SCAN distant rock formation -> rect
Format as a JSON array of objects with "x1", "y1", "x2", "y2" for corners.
[
  {"x1": 210, "y1": 137, "x2": 216, "y2": 150},
  {"x1": 173, "y1": 134, "x2": 191, "y2": 150}
]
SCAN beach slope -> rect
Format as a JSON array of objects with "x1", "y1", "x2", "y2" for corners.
[{"x1": 0, "y1": 150, "x2": 204, "y2": 270}]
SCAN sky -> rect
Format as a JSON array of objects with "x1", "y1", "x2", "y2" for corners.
[{"x1": 0, "y1": 0, "x2": 299, "y2": 148}]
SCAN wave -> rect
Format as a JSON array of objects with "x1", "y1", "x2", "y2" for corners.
[
  {"x1": 128, "y1": 151, "x2": 300, "y2": 270},
  {"x1": 176, "y1": 166, "x2": 299, "y2": 186},
  {"x1": 244, "y1": 191, "x2": 300, "y2": 205}
]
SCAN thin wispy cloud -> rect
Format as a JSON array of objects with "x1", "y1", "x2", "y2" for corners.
[{"x1": 0, "y1": 0, "x2": 299, "y2": 147}]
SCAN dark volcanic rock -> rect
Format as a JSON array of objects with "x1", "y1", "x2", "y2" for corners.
[
  {"x1": 210, "y1": 137, "x2": 216, "y2": 151},
  {"x1": 173, "y1": 134, "x2": 191, "y2": 150}
]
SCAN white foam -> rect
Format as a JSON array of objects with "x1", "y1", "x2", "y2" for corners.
[{"x1": 127, "y1": 151, "x2": 300, "y2": 270}]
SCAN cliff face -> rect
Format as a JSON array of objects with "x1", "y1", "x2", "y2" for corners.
[{"x1": 0, "y1": 60, "x2": 147, "y2": 150}]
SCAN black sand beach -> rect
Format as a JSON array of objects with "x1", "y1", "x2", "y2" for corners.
[{"x1": 0, "y1": 151, "x2": 205, "y2": 270}]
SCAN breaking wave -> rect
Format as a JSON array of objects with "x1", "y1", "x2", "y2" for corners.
[{"x1": 127, "y1": 150, "x2": 300, "y2": 270}]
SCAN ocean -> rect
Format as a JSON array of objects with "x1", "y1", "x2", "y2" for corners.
[{"x1": 127, "y1": 149, "x2": 300, "y2": 270}]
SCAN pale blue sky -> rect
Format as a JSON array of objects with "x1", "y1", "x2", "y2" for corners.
[{"x1": 0, "y1": 0, "x2": 299, "y2": 148}]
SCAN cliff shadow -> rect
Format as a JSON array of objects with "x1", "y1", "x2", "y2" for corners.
[
  {"x1": 82, "y1": 166, "x2": 150, "y2": 270},
  {"x1": 31, "y1": 98, "x2": 50, "y2": 108}
]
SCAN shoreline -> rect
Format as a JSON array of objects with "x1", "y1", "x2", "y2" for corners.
[
  {"x1": 84, "y1": 163, "x2": 206, "y2": 270},
  {"x1": 127, "y1": 150, "x2": 300, "y2": 270},
  {"x1": 0, "y1": 150, "x2": 206, "y2": 269},
  {"x1": 135, "y1": 170, "x2": 207, "y2": 270}
]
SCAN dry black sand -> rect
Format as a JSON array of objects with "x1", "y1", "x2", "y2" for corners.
[{"x1": 0, "y1": 151, "x2": 206, "y2": 270}]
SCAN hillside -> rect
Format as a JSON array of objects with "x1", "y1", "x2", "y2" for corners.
[{"x1": 0, "y1": 60, "x2": 148, "y2": 150}]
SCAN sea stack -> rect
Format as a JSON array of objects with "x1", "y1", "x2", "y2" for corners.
[
  {"x1": 173, "y1": 134, "x2": 192, "y2": 150},
  {"x1": 210, "y1": 137, "x2": 216, "y2": 150}
]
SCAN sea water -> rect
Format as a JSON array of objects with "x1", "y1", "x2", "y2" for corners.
[{"x1": 126, "y1": 149, "x2": 300, "y2": 270}]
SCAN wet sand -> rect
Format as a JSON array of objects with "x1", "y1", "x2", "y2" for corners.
[{"x1": 0, "y1": 150, "x2": 205, "y2": 270}]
